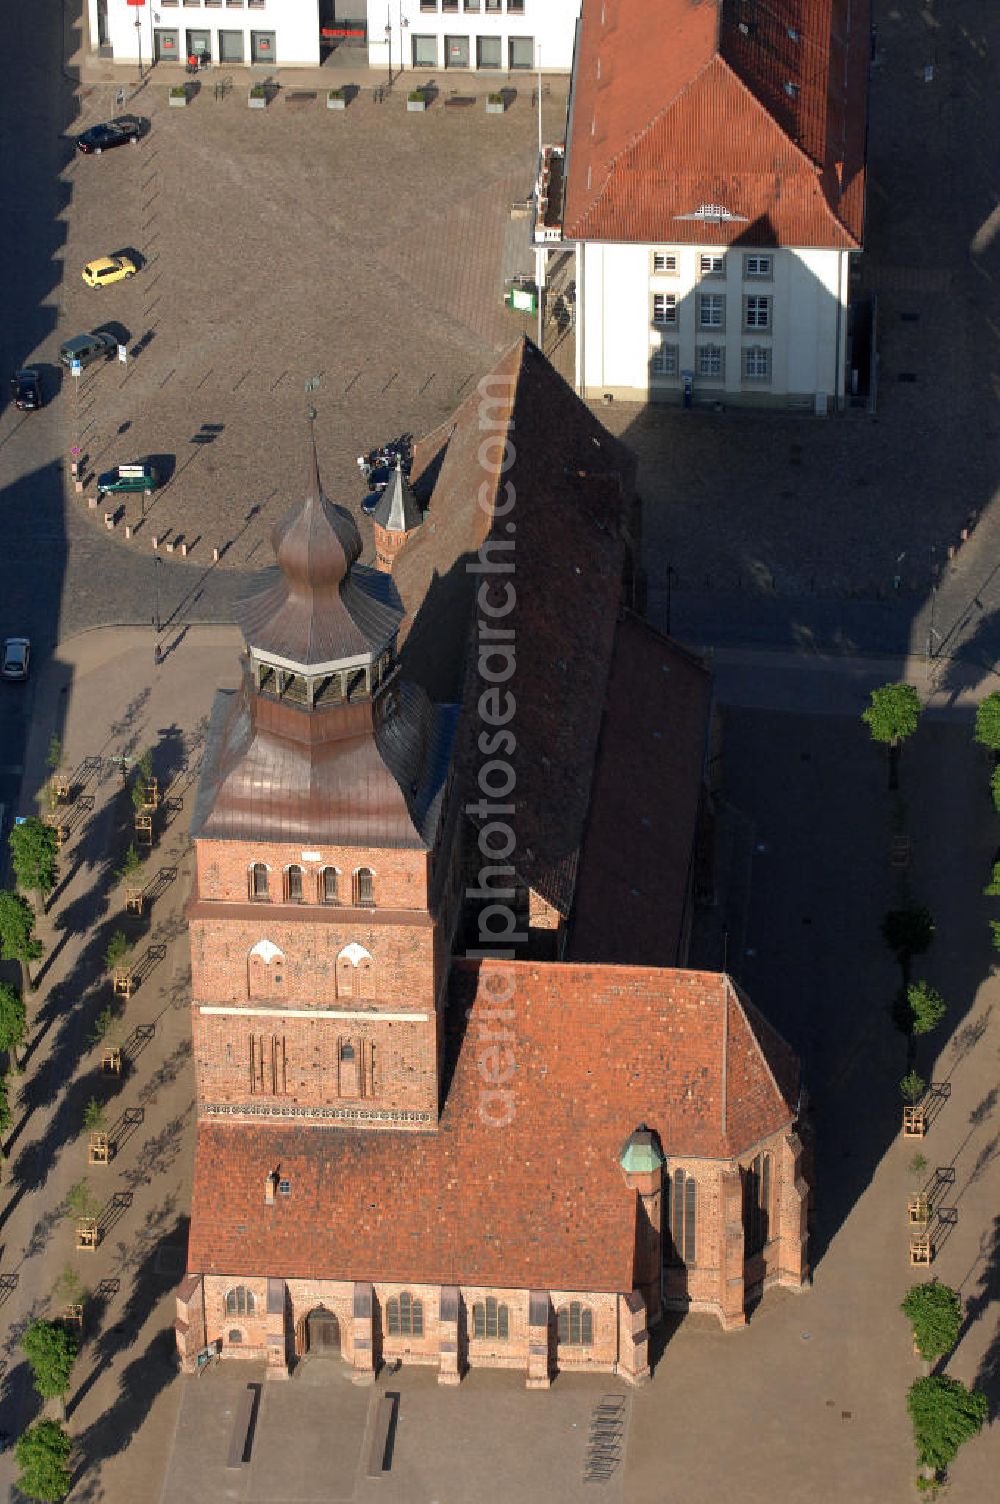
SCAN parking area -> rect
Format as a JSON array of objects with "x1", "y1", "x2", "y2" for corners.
[{"x1": 55, "y1": 59, "x2": 565, "y2": 564}]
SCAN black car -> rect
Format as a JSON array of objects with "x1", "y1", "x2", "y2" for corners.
[
  {"x1": 10, "y1": 369, "x2": 42, "y2": 410},
  {"x1": 76, "y1": 116, "x2": 144, "y2": 155}
]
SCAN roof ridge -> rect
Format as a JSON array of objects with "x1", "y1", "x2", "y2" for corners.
[{"x1": 725, "y1": 974, "x2": 798, "y2": 1115}]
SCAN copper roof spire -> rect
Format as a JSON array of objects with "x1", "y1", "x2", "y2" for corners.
[{"x1": 237, "y1": 422, "x2": 402, "y2": 666}]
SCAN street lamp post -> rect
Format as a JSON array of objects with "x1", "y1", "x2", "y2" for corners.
[
  {"x1": 153, "y1": 555, "x2": 162, "y2": 634},
  {"x1": 385, "y1": 8, "x2": 392, "y2": 85},
  {"x1": 136, "y1": 16, "x2": 144, "y2": 78}
]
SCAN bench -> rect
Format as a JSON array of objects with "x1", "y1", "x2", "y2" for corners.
[
  {"x1": 285, "y1": 91, "x2": 317, "y2": 107},
  {"x1": 366, "y1": 1391, "x2": 399, "y2": 1477},
  {"x1": 445, "y1": 95, "x2": 476, "y2": 108}
]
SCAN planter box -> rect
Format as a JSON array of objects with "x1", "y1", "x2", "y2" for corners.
[
  {"x1": 168, "y1": 93, "x2": 188, "y2": 108},
  {"x1": 407, "y1": 98, "x2": 427, "y2": 112},
  {"x1": 486, "y1": 100, "x2": 504, "y2": 114},
  {"x1": 248, "y1": 92, "x2": 268, "y2": 109},
  {"x1": 327, "y1": 94, "x2": 346, "y2": 110}
]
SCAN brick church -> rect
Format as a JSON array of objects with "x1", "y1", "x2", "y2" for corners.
[{"x1": 175, "y1": 338, "x2": 809, "y2": 1386}]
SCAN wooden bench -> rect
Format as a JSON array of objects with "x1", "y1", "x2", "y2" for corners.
[
  {"x1": 445, "y1": 95, "x2": 475, "y2": 108},
  {"x1": 366, "y1": 1391, "x2": 399, "y2": 1477},
  {"x1": 284, "y1": 91, "x2": 317, "y2": 107}
]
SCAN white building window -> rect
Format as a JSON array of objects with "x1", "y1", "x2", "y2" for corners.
[
  {"x1": 652, "y1": 293, "x2": 677, "y2": 326},
  {"x1": 698, "y1": 293, "x2": 725, "y2": 329},
  {"x1": 699, "y1": 253, "x2": 725, "y2": 277},
  {"x1": 744, "y1": 347, "x2": 772, "y2": 381},
  {"x1": 412, "y1": 34, "x2": 438, "y2": 65},
  {"x1": 697, "y1": 344, "x2": 725, "y2": 379},
  {"x1": 651, "y1": 344, "x2": 679, "y2": 378},
  {"x1": 652, "y1": 251, "x2": 677, "y2": 274},
  {"x1": 509, "y1": 35, "x2": 534, "y2": 68},
  {"x1": 744, "y1": 254, "x2": 772, "y2": 279},
  {"x1": 744, "y1": 295, "x2": 771, "y2": 330}
]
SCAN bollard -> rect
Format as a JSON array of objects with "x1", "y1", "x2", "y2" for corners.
[
  {"x1": 212, "y1": 547, "x2": 220, "y2": 563},
  {"x1": 87, "y1": 496, "x2": 98, "y2": 509},
  {"x1": 74, "y1": 479, "x2": 84, "y2": 494},
  {"x1": 180, "y1": 542, "x2": 188, "y2": 557},
  {"x1": 164, "y1": 541, "x2": 174, "y2": 553},
  {"x1": 151, "y1": 535, "x2": 158, "y2": 549},
  {"x1": 124, "y1": 525, "x2": 132, "y2": 540},
  {"x1": 947, "y1": 544, "x2": 955, "y2": 559},
  {"x1": 104, "y1": 513, "x2": 114, "y2": 531},
  {"x1": 70, "y1": 460, "x2": 79, "y2": 478},
  {"x1": 960, "y1": 528, "x2": 968, "y2": 542}
]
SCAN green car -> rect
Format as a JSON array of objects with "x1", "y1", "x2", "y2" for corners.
[{"x1": 96, "y1": 462, "x2": 158, "y2": 497}]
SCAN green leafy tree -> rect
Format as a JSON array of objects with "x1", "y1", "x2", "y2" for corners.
[
  {"x1": 862, "y1": 683, "x2": 921, "y2": 746},
  {"x1": 906, "y1": 1375, "x2": 987, "y2": 1478},
  {"x1": 88, "y1": 1004, "x2": 121, "y2": 1048},
  {"x1": 990, "y1": 918, "x2": 1000, "y2": 953},
  {"x1": 901, "y1": 1070, "x2": 926, "y2": 1105},
  {"x1": 901, "y1": 1281, "x2": 963, "y2": 1362},
  {"x1": 9, "y1": 818, "x2": 59, "y2": 904},
  {"x1": 14, "y1": 1420, "x2": 73, "y2": 1502},
  {"x1": 46, "y1": 737, "x2": 62, "y2": 774},
  {"x1": 983, "y1": 859, "x2": 1000, "y2": 897},
  {"x1": 104, "y1": 930, "x2": 130, "y2": 974},
  {"x1": 116, "y1": 843, "x2": 142, "y2": 886},
  {"x1": 0, "y1": 1073, "x2": 12, "y2": 1140},
  {"x1": 131, "y1": 749, "x2": 154, "y2": 812},
  {"x1": 907, "y1": 981, "x2": 948, "y2": 1037},
  {"x1": 82, "y1": 1098, "x2": 106, "y2": 1132},
  {"x1": 992, "y1": 765, "x2": 1000, "y2": 815},
  {"x1": 53, "y1": 1265, "x2": 85, "y2": 1309},
  {"x1": 908, "y1": 1152, "x2": 928, "y2": 1176},
  {"x1": 973, "y1": 692, "x2": 1000, "y2": 751},
  {"x1": 0, "y1": 889, "x2": 43, "y2": 990},
  {"x1": 64, "y1": 1178, "x2": 101, "y2": 1222},
  {"x1": 882, "y1": 905, "x2": 935, "y2": 959},
  {"x1": 0, "y1": 979, "x2": 27, "y2": 1065},
  {"x1": 21, "y1": 1319, "x2": 79, "y2": 1404}
]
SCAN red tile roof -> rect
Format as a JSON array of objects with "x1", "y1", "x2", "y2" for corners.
[
  {"x1": 187, "y1": 960, "x2": 799, "y2": 1292},
  {"x1": 395, "y1": 338, "x2": 639, "y2": 916},
  {"x1": 568, "y1": 616, "x2": 712, "y2": 966},
  {"x1": 564, "y1": 0, "x2": 869, "y2": 249}
]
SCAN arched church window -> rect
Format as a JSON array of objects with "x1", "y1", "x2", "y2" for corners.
[
  {"x1": 386, "y1": 1292, "x2": 423, "y2": 1337},
  {"x1": 225, "y1": 1287, "x2": 255, "y2": 1317},
  {"x1": 285, "y1": 864, "x2": 304, "y2": 902},
  {"x1": 320, "y1": 866, "x2": 340, "y2": 904},
  {"x1": 472, "y1": 1297, "x2": 509, "y2": 1340},
  {"x1": 743, "y1": 1153, "x2": 772, "y2": 1255},
  {"x1": 556, "y1": 1302, "x2": 593, "y2": 1346},
  {"x1": 354, "y1": 868, "x2": 374, "y2": 907},
  {"x1": 250, "y1": 863, "x2": 269, "y2": 900},
  {"x1": 665, "y1": 1169, "x2": 697, "y2": 1265}
]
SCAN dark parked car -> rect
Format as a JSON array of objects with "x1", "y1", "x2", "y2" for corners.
[
  {"x1": 59, "y1": 331, "x2": 118, "y2": 370},
  {"x1": 10, "y1": 369, "x2": 42, "y2": 410},
  {"x1": 76, "y1": 116, "x2": 144, "y2": 154}
]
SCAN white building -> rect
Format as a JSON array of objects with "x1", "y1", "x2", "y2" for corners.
[
  {"x1": 367, "y1": 0, "x2": 581, "y2": 75},
  {"x1": 561, "y1": 0, "x2": 870, "y2": 411},
  {"x1": 88, "y1": 0, "x2": 320, "y2": 69}
]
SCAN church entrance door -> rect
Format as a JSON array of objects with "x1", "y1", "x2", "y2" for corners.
[{"x1": 306, "y1": 1307, "x2": 341, "y2": 1355}]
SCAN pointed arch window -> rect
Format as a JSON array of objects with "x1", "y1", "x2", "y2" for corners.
[
  {"x1": 225, "y1": 1286, "x2": 255, "y2": 1316},
  {"x1": 250, "y1": 863, "x2": 269, "y2": 900},
  {"x1": 386, "y1": 1292, "x2": 423, "y2": 1337},
  {"x1": 472, "y1": 1297, "x2": 509, "y2": 1340},
  {"x1": 556, "y1": 1302, "x2": 593, "y2": 1346},
  {"x1": 320, "y1": 866, "x2": 340, "y2": 904},
  {"x1": 743, "y1": 1152, "x2": 772, "y2": 1255},
  {"x1": 354, "y1": 867, "x2": 375, "y2": 907},
  {"x1": 665, "y1": 1168, "x2": 697, "y2": 1265},
  {"x1": 285, "y1": 864, "x2": 304, "y2": 902}
]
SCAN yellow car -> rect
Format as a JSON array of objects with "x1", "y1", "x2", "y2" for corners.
[{"x1": 82, "y1": 254, "x2": 137, "y2": 288}]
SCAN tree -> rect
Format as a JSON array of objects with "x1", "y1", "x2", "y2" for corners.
[
  {"x1": 88, "y1": 1004, "x2": 122, "y2": 1048},
  {"x1": 104, "y1": 930, "x2": 130, "y2": 974},
  {"x1": 901, "y1": 1281, "x2": 962, "y2": 1362},
  {"x1": 990, "y1": 918, "x2": 1000, "y2": 953},
  {"x1": 64, "y1": 1178, "x2": 101, "y2": 1223},
  {"x1": 0, "y1": 979, "x2": 27, "y2": 1064},
  {"x1": 14, "y1": 1420, "x2": 72, "y2": 1502},
  {"x1": 906, "y1": 1375, "x2": 987, "y2": 1478},
  {"x1": 862, "y1": 682, "x2": 921, "y2": 788},
  {"x1": 907, "y1": 981, "x2": 948, "y2": 1037},
  {"x1": 115, "y1": 843, "x2": 142, "y2": 887},
  {"x1": 992, "y1": 764, "x2": 1000, "y2": 816},
  {"x1": 882, "y1": 905, "x2": 935, "y2": 960},
  {"x1": 901, "y1": 1070, "x2": 926, "y2": 1105},
  {"x1": 973, "y1": 692, "x2": 1000, "y2": 751},
  {"x1": 131, "y1": 749, "x2": 154, "y2": 812},
  {"x1": 53, "y1": 1265, "x2": 85, "y2": 1310},
  {"x1": 0, "y1": 889, "x2": 43, "y2": 990},
  {"x1": 46, "y1": 736, "x2": 62, "y2": 774},
  {"x1": 983, "y1": 859, "x2": 1000, "y2": 897},
  {"x1": 82, "y1": 1098, "x2": 106, "y2": 1132},
  {"x1": 0, "y1": 1073, "x2": 12, "y2": 1140},
  {"x1": 21, "y1": 1319, "x2": 79, "y2": 1405},
  {"x1": 9, "y1": 818, "x2": 59, "y2": 904}
]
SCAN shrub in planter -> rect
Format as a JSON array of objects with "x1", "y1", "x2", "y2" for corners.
[
  {"x1": 169, "y1": 86, "x2": 187, "y2": 107},
  {"x1": 327, "y1": 87, "x2": 347, "y2": 110},
  {"x1": 487, "y1": 91, "x2": 504, "y2": 113},
  {"x1": 407, "y1": 90, "x2": 427, "y2": 110}
]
